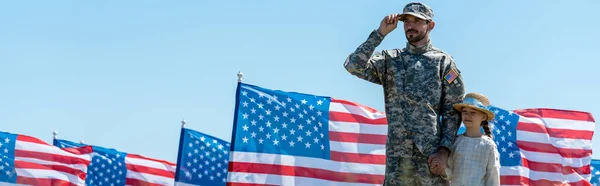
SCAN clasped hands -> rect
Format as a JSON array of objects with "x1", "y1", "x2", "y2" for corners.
[{"x1": 428, "y1": 148, "x2": 449, "y2": 176}]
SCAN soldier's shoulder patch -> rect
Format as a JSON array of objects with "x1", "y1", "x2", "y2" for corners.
[{"x1": 444, "y1": 68, "x2": 459, "y2": 84}]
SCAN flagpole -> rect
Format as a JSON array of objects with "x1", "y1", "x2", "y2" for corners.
[
  {"x1": 53, "y1": 130, "x2": 58, "y2": 140},
  {"x1": 174, "y1": 118, "x2": 188, "y2": 185},
  {"x1": 229, "y1": 71, "x2": 243, "y2": 161}
]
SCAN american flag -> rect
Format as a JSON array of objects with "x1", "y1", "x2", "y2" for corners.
[
  {"x1": 0, "y1": 131, "x2": 93, "y2": 185},
  {"x1": 227, "y1": 83, "x2": 387, "y2": 185},
  {"x1": 54, "y1": 138, "x2": 177, "y2": 186},
  {"x1": 174, "y1": 128, "x2": 230, "y2": 186},
  {"x1": 591, "y1": 159, "x2": 600, "y2": 186},
  {"x1": 486, "y1": 106, "x2": 596, "y2": 185}
]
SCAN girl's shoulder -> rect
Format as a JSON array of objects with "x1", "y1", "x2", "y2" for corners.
[{"x1": 481, "y1": 135, "x2": 498, "y2": 149}]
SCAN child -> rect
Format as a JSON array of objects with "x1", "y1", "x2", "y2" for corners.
[{"x1": 430, "y1": 92, "x2": 501, "y2": 185}]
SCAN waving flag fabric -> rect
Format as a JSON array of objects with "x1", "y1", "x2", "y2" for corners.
[
  {"x1": 487, "y1": 106, "x2": 595, "y2": 185},
  {"x1": 53, "y1": 138, "x2": 176, "y2": 186},
  {"x1": 227, "y1": 82, "x2": 387, "y2": 185},
  {"x1": 174, "y1": 128, "x2": 230, "y2": 186},
  {"x1": 0, "y1": 131, "x2": 93, "y2": 186}
]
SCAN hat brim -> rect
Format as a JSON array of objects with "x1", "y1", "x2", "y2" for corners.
[
  {"x1": 453, "y1": 104, "x2": 495, "y2": 121},
  {"x1": 399, "y1": 12, "x2": 429, "y2": 21}
]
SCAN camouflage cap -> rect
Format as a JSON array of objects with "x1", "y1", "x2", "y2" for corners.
[{"x1": 399, "y1": 2, "x2": 434, "y2": 21}]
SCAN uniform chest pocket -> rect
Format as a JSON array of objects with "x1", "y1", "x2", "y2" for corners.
[{"x1": 404, "y1": 61, "x2": 442, "y2": 112}]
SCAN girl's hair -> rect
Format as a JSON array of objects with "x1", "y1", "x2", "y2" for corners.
[{"x1": 481, "y1": 121, "x2": 493, "y2": 139}]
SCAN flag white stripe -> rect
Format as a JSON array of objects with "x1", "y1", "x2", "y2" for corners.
[
  {"x1": 329, "y1": 121, "x2": 387, "y2": 136},
  {"x1": 126, "y1": 171, "x2": 175, "y2": 185},
  {"x1": 15, "y1": 141, "x2": 92, "y2": 161},
  {"x1": 0, "y1": 182, "x2": 28, "y2": 186},
  {"x1": 516, "y1": 130, "x2": 592, "y2": 150},
  {"x1": 518, "y1": 117, "x2": 594, "y2": 132},
  {"x1": 329, "y1": 141, "x2": 385, "y2": 155},
  {"x1": 15, "y1": 157, "x2": 88, "y2": 172},
  {"x1": 500, "y1": 166, "x2": 591, "y2": 182},
  {"x1": 518, "y1": 149, "x2": 592, "y2": 168},
  {"x1": 228, "y1": 172, "x2": 382, "y2": 186},
  {"x1": 329, "y1": 102, "x2": 386, "y2": 120},
  {"x1": 230, "y1": 151, "x2": 385, "y2": 175},
  {"x1": 15, "y1": 168, "x2": 86, "y2": 185},
  {"x1": 125, "y1": 156, "x2": 176, "y2": 173}
]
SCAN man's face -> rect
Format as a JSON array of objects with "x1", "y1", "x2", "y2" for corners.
[{"x1": 402, "y1": 15, "x2": 430, "y2": 43}]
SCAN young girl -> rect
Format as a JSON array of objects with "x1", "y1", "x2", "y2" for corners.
[{"x1": 430, "y1": 92, "x2": 501, "y2": 185}]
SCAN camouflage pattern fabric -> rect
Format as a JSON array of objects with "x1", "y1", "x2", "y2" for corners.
[{"x1": 343, "y1": 29, "x2": 465, "y2": 185}]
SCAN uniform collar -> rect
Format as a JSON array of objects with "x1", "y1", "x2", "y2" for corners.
[{"x1": 406, "y1": 40, "x2": 433, "y2": 54}]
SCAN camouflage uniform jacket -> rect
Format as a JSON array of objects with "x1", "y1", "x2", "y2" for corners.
[{"x1": 344, "y1": 30, "x2": 465, "y2": 157}]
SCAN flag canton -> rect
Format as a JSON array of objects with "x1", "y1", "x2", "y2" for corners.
[
  {"x1": 0, "y1": 132, "x2": 17, "y2": 183},
  {"x1": 591, "y1": 160, "x2": 600, "y2": 186},
  {"x1": 55, "y1": 139, "x2": 83, "y2": 149},
  {"x1": 53, "y1": 139, "x2": 128, "y2": 185},
  {"x1": 177, "y1": 128, "x2": 230, "y2": 185},
  {"x1": 488, "y1": 106, "x2": 521, "y2": 166},
  {"x1": 86, "y1": 147, "x2": 128, "y2": 186},
  {"x1": 233, "y1": 83, "x2": 332, "y2": 159}
]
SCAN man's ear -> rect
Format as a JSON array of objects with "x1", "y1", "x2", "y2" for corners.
[{"x1": 428, "y1": 21, "x2": 435, "y2": 31}]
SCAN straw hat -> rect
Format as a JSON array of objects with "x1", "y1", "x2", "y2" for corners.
[{"x1": 453, "y1": 93, "x2": 495, "y2": 121}]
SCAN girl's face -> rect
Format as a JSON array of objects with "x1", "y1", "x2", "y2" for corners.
[{"x1": 461, "y1": 107, "x2": 487, "y2": 128}]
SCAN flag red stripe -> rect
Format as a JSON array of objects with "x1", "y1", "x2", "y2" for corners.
[
  {"x1": 330, "y1": 151, "x2": 386, "y2": 164},
  {"x1": 17, "y1": 135, "x2": 93, "y2": 155},
  {"x1": 330, "y1": 98, "x2": 383, "y2": 115},
  {"x1": 126, "y1": 178, "x2": 164, "y2": 186},
  {"x1": 126, "y1": 163, "x2": 175, "y2": 178},
  {"x1": 517, "y1": 122, "x2": 593, "y2": 140},
  {"x1": 16, "y1": 176, "x2": 79, "y2": 186},
  {"x1": 127, "y1": 154, "x2": 177, "y2": 166},
  {"x1": 15, "y1": 160, "x2": 87, "y2": 180},
  {"x1": 500, "y1": 176, "x2": 592, "y2": 186},
  {"x1": 229, "y1": 162, "x2": 384, "y2": 184},
  {"x1": 15, "y1": 149, "x2": 90, "y2": 166},
  {"x1": 514, "y1": 109, "x2": 595, "y2": 122},
  {"x1": 517, "y1": 141, "x2": 592, "y2": 158},
  {"x1": 521, "y1": 158, "x2": 590, "y2": 175},
  {"x1": 227, "y1": 183, "x2": 279, "y2": 186},
  {"x1": 328, "y1": 131, "x2": 386, "y2": 145},
  {"x1": 329, "y1": 112, "x2": 387, "y2": 125},
  {"x1": 16, "y1": 135, "x2": 55, "y2": 145}
]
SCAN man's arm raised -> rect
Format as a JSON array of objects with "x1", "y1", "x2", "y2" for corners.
[{"x1": 344, "y1": 14, "x2": 401, "y2": 84}]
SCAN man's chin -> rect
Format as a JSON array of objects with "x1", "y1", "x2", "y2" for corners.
[{"x1": 405, "y1": 36, "x2": 420, "y2": 43}]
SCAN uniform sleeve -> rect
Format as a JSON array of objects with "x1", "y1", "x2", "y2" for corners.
[
  {"x1": 438, "y1": 56, "x2": 465, "y2": 150},
  {"x1": 343, "y1": 30, "x2": 386, "y2": 85},
  {"x1": 485, "y1": 146, "x2": 501, "y2": 186}
]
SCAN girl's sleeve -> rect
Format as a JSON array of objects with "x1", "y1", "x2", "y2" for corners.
[
  {"x1": 485, "y1": 145, "x2": 501, "y2": 185},
  {"x1": 440, "y1": 153, "x2": 454, "y2": 181}
]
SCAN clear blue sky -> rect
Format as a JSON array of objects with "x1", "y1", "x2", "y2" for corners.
[{"x1": 1, "y1": 0, "x2": 599, "y2": 163}]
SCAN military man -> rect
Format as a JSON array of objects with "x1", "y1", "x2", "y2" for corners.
[{"x1": 343, "y1": 2, "x2": 465, "y2": 185}]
